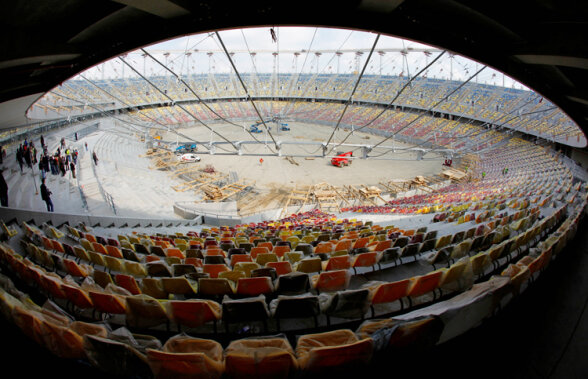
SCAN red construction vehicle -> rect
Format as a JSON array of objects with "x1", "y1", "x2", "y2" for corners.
[{"x1": 331, "y1": 151, "x2": 353, "y2": 167}]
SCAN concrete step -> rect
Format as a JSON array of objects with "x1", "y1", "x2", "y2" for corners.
[{"x1": 81, "y1": 181, "x2": 100, "y2": 198}]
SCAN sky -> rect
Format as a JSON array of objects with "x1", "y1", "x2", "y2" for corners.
[{"x1": 78, "y1": 26, "x2": 527, "y2": 89}]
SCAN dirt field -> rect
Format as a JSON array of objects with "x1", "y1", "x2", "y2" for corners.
[
  {"x1": 162, "y1": 121, "x2": 444, "y2": 188},
  {"x1": 155, "y1": 121, "x2": 445, "y2": 215}
]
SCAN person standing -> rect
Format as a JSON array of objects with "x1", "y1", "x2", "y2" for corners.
[
  {"x1": 50, "y1": 155, "x2": 57, "y2": 175},
  {"x1": 16, "y1": 147, "x2": 23, "y2": 173},
  {"x1": 40, "y1": 179, "x2": 53, "y2": 212},
  {"x1": 39, "y1": 159, "x2": 46, "y2": 181},
  {"x1": 0, "y1": 169, "x2": 8, "y2": 207},
  {"x1": 24, "y1": 145, "x2": 31, "y2": 168},
  {"x1": 92, "y1": 151, "x2": 98, "y2": 166},
  {"x1": 59, "y1": 156, "x2": 66, "y2": 176},
  {"x1": 32, "y1": 145, "x2": 37, "y2": 164},
  {"x1": 42, "y1": 153, "x2": 49, "y2": 173},
  {"x1": 70, "y1": 161, "x2": 76, "y2": 179}
]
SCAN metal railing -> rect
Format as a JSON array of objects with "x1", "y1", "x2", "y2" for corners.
[{"x1": 89, "y1": 149, "x2": 117, "y2": 215}]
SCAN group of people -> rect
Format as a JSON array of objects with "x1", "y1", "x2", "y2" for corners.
[
  {"x1": 38, "y1": 136, "x2": 81, "y2": 211},
  {"x1": 4, "y1": 135, "x2": 83, "y2": 212},
  {"x1": 15, "y1": 139, "x2": 38, "y2": 173},
  {"x1": 39, "y1": 145, "x2": 79, "y2": 179}
]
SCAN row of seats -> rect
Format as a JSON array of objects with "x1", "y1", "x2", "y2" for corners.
[
  {"x1": 24, "y1": 194, "x2": 548, "y2": 306},
  {"x1": 3, "y1": 200, "x2": 567, "y2": 338},
  {"x1": 1, "y1": 282, "x2": 376, "y2": 378},
  {"x1": 0, "y1": 194, "x2": 583, "y2": 378},
  {"x1": 1, "y1": 178, "x2": 584, "y2": 379},
  {"x1": 31, "y1": 222, "x2": 474, "y2": 301},
  {"x1": 342, "y1": 139, "x2": 573, "y2": 215}
]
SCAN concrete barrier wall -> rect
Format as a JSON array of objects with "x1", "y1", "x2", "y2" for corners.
[{"x1": 175, "y1": 201, "x2": 321, "y2": 226}]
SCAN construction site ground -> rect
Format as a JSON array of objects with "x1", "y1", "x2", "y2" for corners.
[
  {"x1": 151, "y1": 121, "x2": 456, "y2": 215},
  {"x1": 70, "y1": 120, "x2": 471, "y2": 219}
]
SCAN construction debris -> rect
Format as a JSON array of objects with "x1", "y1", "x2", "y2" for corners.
[
  {"x1": 201, "y1": 180, "x2": 253, "y2": 202},
  {"x1": 279, "y1": 181, "x2": 389, "y2": 218},
  {"x1": 285, "y1": 156, "x2": 299, "y2": 166},
  {"x1": 203, "y1": 164, "x2": 216, "y2": 174},
  {"x1": 150, "y1": 156, "x2": 181, "y2": 170},
  {"x1": 359, "y1": 186, "x2": 386, "y2": 203},
  {"x1": 379, "y1": 175, "x2": 439, "y2": 194},
  {"x1": 441, "y1": 168, "x2": 468, "y2": 181},
  {"x1": 409, "y1": 176, "x2": 436, "y2": 192},
  {"x1": 172, "y1": 173, "x2": 228, "y2": 192},
  {"x1": 279, "y1": 185, "x2": 311, "y2": 218},
  {"x1": 141, "y1": 148, "x2": 171, "y2": 158},
  {"x1": 379, "y1": 180, "x2": 408, "y2": 194}
]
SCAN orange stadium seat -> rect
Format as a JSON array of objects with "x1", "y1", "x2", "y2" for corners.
[
  {"x1": 202, "y1": 264, "x2": 230, "y2": 279},
  {"x1": 224, "y1": 335, "x2": 297, "y2": 378},
  {"x1": 88, "y1": 291, "x2": 127, "y2": 317},
  {"x1": 230, "y1": 253, "x2": 252, "y2": 267},
  {"x1": 351, "y1": 252, "x2": 379, "y2": 274},
  {"x1": 322, "y1": 255, "x2": 351, "y2": 271},
  {"x1": 312, "y1": 269, "x2": 351, "y2": 293},
  {"x1": 105, "y1": 245, "x2": 124, "y2": 259},
  {"x1": 295, "y1": 329, "x2": 373, "y2": 373},
  {"x1": 62, "y1": 284, "x2": 94, "y2": 311},
  {"x1": 167, "y1": 299, "x2": 222, "y2": 331},
  {"x1": 250, "y1": 246, "x2": 270, "y2": 259},
  {"x1": 236, "y1": 276, "x2": 274, "y2": 297},
  {"x1": 406, "y1": 270, "x2": 444, "y2": 305},
  {"x1": 146, "y1": 335, "x2": 225, "y2": 379},
  {"x1": 115, "y1": 274, "x2": 142, "y2": 295},
  {"x1": 369, "y1": 278, "x2": 411, "y2": 316},
  {"x1": 266, "y1": 261, "x2": 292, "y2": 276}
]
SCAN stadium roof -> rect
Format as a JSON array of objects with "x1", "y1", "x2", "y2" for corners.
[{"x1": 2, "y1": 0, "x2": 588, "y2": 147}]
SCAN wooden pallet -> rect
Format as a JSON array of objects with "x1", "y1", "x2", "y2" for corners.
[
  {"x1": 149, "y1": 158, "x2": 181, "y2": 170},
  {"x1": 202, "y1": 180, "x2": 252, "y2": 202},
  {"x1": 313, "y1": 183, "x2": 345, "y2": 211},
  {"x1": 441, "y1": 168, "x2": 468, "y2": 182},
  {"x1": 359, "y1": 185, "x2": 386, "y2": 204},
  {"x1": 279, "y1": 186, "x2": 312, "y2": 218},
  {"x1": 316, "y1": 194, "x2": 340, "y2": 212},
  {"x1": 344, "y1": 184, "x2": 380, "y2": 206}
]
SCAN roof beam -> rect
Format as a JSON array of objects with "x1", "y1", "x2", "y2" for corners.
[
  {"x1": 515, "y1": 55, "x2": 588, "y2": 70},
  {"x1": 112, "y1": 0, "x2": 190, "y2": 19}
]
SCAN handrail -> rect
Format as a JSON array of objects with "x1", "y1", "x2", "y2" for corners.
[{"x1": 89, "y1": 143, "x2": 117, "y2": 215}]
